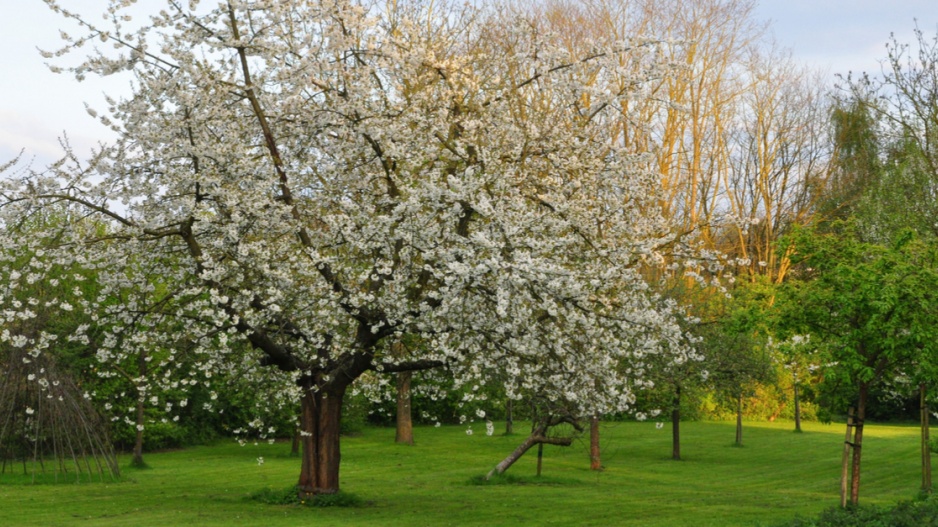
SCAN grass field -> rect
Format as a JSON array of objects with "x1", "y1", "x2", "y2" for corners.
[{"x1": 0, "y1": 419, "x2": 926, "y2": 526}]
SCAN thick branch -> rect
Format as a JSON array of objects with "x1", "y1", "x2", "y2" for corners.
[{"x1": 373, "y1": 359, "x2": 444, "y2": 373}]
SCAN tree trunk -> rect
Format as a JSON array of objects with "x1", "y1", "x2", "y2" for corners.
[
  {"x1": 485, "y1": 430, "x2": 572, "y2": 480},
  {"x1": 291, "y1": 429, "x2": 300, "y2": 456},
  {"x1": 793, "y1": 379, "x2": 802, "y2": 433},
  {"x1": 297, "y1": 382, "x2": 346, "y2": 497},
  {"x1": 590, "y1": 416, "x2": 602, "y2": 471},
  {"x1": 922, "y1": 383, "x2": 932, "y2": 492},
  {"x1": 131, "y1": 396, "x2": 145, "y2": 467},
  {"x1": 850, "y1": 384, "x2": 868, "y2": 506},
  {"x1": 395, "y1": 371, "x2": 414, "y2": 445},
  {"x1": 672, "y1": 385, "x2": 681, "y2": 460},
  {"x1": 505, "y1": 400, "x2": 514, "y2": 435},
  {"x1": 735, "y1": 393, "x2": 743, "y2": 446}
]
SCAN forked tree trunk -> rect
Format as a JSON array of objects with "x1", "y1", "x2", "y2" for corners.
[
  {"x1": 849, "y1": 384, "x2": 868, "y2": 506},
  {"x1": 590, "y1": 416, "x2": 602, "y2": 471},
  {"x1": 485, "y1": 429, "x2": 572, "y2": 480},
  {"x1": 395, "y1": 371, "x2": 414, "y2": 445},
  {"x1": 922, "y1": 383, "x2": 932, "y2": 492},
  {"x1": 735, "y1": 394, "x2": 743, "y2": 446},
  {"x1": 297, "y1": 383, "x2": 346, "y2": 497},
  {"x1": 672, "y1": 385, "x2": 681, "y2": 460}
]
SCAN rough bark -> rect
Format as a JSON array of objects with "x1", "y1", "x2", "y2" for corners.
[
  {"x1": 672, "y1": 385, "x2": 682, "y2": 460},
  {"x1": 395, "y1": 371, "x2": 414, "y2": 445},
  {"x1": 297, "y1": 381, "x2": 346, "y2": 497},
  {"x1": 590, "y1": 416, "x2": 602, "y2": 471}
]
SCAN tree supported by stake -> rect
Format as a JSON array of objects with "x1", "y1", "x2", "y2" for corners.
[{"x1": 2, "y1": 0, "x2": 698, "y2": 496}]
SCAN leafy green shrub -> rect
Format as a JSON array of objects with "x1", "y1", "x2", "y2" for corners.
[
  {"x1": 775, "y1": 495, "x2": 938, "y2": 526},
  {"x1": 249, "y1": 487, "x2": 363, "y2": 507},
  {"x1": 111, "y1": 413, "x2": 188, "y2": 452}
]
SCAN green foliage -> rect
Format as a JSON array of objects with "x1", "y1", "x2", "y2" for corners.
[{"x1": 777, "y1": 222, "x2": 938, "y2": 401}]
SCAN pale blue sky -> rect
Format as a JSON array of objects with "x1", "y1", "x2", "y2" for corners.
[{"x1": 1, "y1": 1, "x2": 935, "y2": 167}]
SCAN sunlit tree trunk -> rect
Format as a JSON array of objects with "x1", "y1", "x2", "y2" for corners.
[
  {"x1": 395, "y1": 371, "x2": 414, "y2": 445},
  {"x1": 393, "y1": 340, "x2": 414, "y2": 445},
  {"x1": 590, "y1": 416, "x2": 602, "y2": 470}
]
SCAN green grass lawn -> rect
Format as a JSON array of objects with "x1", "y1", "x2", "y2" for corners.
[{"x1": 0, "y1": 420, "x2": 926, "y2": 526}]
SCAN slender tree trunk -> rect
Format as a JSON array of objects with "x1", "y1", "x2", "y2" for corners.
[
  {"x1": 922, "y1": 383, "x2": 932, "y2": 492},
  {"x1": 132, "y1": 396, "x2": 145, "y2": 467},
  {"x1": 291, "y1": 428, "x2": 300, "y2": 456},
  {"x1": 505, "y1": 400, "x2": 514, "y2": 435},
  {"x1": 840, "y1": 406, "x2": 855, "y2": 509},
  {"x1": 793, "y1": 379, "x2": 802, "y2": 433},
  {"x1": 735, "y1": 394, "x2": 743, "y2": 446},
  {"x1": 672, "y1": 385, "x2": 682, "y2": 460},
  {"x1": 297, "y1": 381, "x2": 346, "y2": 497},
  {"x1": 850, "y1": 385, "x2": 868, "y2": 506},
  {"x1": 485, "y1": 428, "x2": 573, "y2": 480},
  {"x1": 395, "y1": 371, "x2": 414, "y2": 445},
  {"x1": 590, "y1": 416, "x2": 602, "y2": 471}
]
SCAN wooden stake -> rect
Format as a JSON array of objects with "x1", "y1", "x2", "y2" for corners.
[{"x1": 841, "y1": 407, "x2": 855, "y2": 508}]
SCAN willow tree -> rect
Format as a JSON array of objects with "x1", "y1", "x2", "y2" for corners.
[{"x1": 2, "y1": 0, "x2": 694, "y2": 496}]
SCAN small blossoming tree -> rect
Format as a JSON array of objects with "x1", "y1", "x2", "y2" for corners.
[{"x1": 1, "y1": 0, "x2": 695, "y2": 496}]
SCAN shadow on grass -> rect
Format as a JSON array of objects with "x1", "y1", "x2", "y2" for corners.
[{"x1": 468, "y1": 473, "x2": 582, "y2": 486}]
